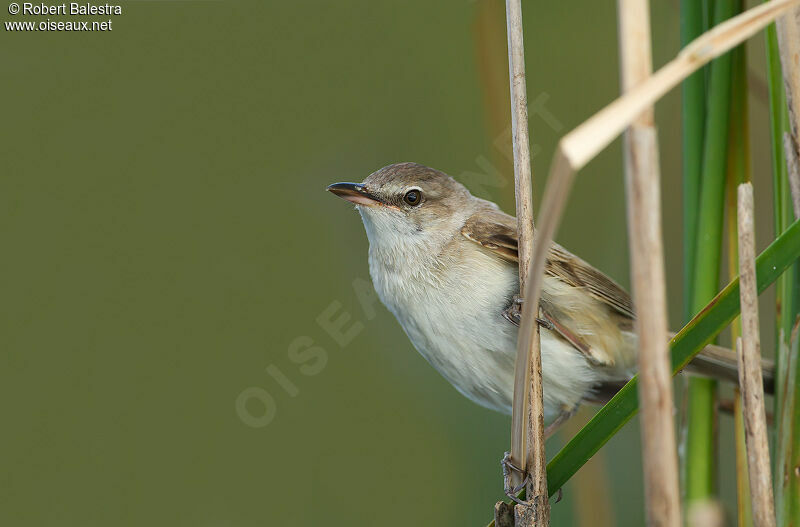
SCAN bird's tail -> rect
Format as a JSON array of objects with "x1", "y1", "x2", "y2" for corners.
[
  {"x1": 685, "y1": 342, "x2": 774, "y2": 394},
  {"x1": 587, "y1": 341, "x2": 774, "y2": 406}
]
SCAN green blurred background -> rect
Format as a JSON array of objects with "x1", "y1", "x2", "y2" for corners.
[{"x1": 0, "y1": 1, "x2": 780, "y2": 525}]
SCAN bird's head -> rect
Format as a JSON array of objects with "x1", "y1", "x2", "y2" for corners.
[{"x1": 327, "y1": 162, "x2": 476, "y2": 251}]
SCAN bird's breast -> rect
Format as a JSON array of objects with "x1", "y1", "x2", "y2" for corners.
[
  {"x1": 365, "y1": 239, "x2": 619, "y2": 421},
  {"x1": 367, "y1": 241, "x2": 520, "y2": 412}
]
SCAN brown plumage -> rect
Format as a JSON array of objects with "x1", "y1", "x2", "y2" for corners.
[
  {"x1": 461, "y1": 206, "x2": 774, "y2": 399},
  {"x1": 328, "y1": 162, "x2": 773, "y2": 424}
]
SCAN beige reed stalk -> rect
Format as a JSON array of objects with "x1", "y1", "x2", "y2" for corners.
[
  {"x1": 493, "y1": 2, "x2": 798, "y2": 524},
  {"x1": 504, "y1": 0, "x2": 549, "y2": 524},
  {"x1": 616, "y1": 0, "x2": 681, "y2": 525},
  {"x1": 776, "y1": 7, "x2": 800, "y2": 144},
  {"x1": 736, "y1": 183, "x2": 776, "y2": 527},
  {"x1": 687, "y1": 501, "x2": 726, "y2": 527},
  {"x1": 786, "y1": 133, "x2": 800, "y2": 218},
  {"x1": 512, "y1": 10, "x2": 800, "y2": 504},
  {"x1": 777, "y1": 6, "x2": 800, "y2": 219}
]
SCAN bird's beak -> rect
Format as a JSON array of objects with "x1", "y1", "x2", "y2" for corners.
[{"x1": 326, "y1": 182, "x2": 384, "y2": 206}]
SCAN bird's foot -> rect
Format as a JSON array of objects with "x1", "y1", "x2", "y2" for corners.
[
  {"x1": 544, "y1": 405, "x2": 579, "y2": 439},
  {"x1": 502, "y1": 295, "x2": 553, "y2": 330},
  {"x1": 501, "y1": 451, "x2": 528, "y2": 505},
  {"x1": 502, "y1": 451, "x2": 565, "y2": 505}
]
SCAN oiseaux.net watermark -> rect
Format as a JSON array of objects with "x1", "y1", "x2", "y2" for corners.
[
  {"x1": 5, "y1": 3, "x2": 122, "y2": 32},
  {"x1": 235, "y1": 278, "x2": 380, "y2": 428}
]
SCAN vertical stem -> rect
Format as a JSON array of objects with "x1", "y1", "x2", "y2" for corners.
[
  {"x1": 737, "y1": 183, "x2": 777, "y2": 527},
  {"x1": 775, "y1": 8, "x2": 800, "y2": 142},
  {"x1": 788, "y1": 344, "x2": 800, "y2": 527},
  {"x1": 688, "y1": 502, "x2": 726, "y2": 527},
  {"x1": 505, "y1": 0, "x2": 549, "y2": 523},
  {"x1": 682, "y1": 0, "x2": 708, "y2": 323},
  {"x1": 765, "y1": 9, "x2": 795, "y2": 362},
  {"x1": 787, "y1": 138, "x2": 800, "y2": 527},
  {"x1": 725, "y1": 31, "x2": 753, "y2": 527},
  {"x1": 765, "y1": 8, "x2": 800, "y2": 524},
  {"x1": 734, "y1": 394, "x2": 754, "y2": 526},
  {"x1": 506, "y1": 0, "x2": 534, "y2": 290},
  {"x1": 617, "y1": 0, "x2": 681, "y2": 526},
  {"x1": 686, "y1": 0, "x2": 737, "y2": 505},
  {"x1": 777, "y1": 32, "x2": 800, "y2": 486},
  {"x1": 785, "y1": 133, "x2": 800, "y2": 218},
  {"x1": 680, "y1": 0, "x2": 709, "y2": 505},
  {"x1": 774, "y1": 324, "x2": 799, "y2": 527}
]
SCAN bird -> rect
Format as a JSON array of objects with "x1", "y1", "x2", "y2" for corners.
[{"x1": 327, "y1": 162, "x2": 769, "y2": 431}]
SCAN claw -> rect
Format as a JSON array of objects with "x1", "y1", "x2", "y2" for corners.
[
  {"x1": 502, "y1": 296, "x2": 523, "y2": 326},
  {"x1": 501, "y1": 452, "x2": 529, "y2": 505},
  {"x1": 554, "y1": 487, "x2": 564, "y2": 503},
  {"x1": 503, "y1": 295, "x2": 553, "y2": 331}
]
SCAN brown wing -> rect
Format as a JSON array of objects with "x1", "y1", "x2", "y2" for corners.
[
  {"x1": 546, "y1": 245, "x2": 635, "y2": 320},
  {"x1": 461, "y1": 210, "x2": 635, "y2": 320},
  {"x1": 460, "y1": 209, "x2": 519, "y2": 263}
]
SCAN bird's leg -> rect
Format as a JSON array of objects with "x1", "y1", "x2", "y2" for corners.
[
  {"x1": 502, "y1": 295, "x2": 553, "y2": 330},
  {"x1": 553, "y1": 487, "x2": 564, "y2": 503},
  {"x1": 501, "y1": 451, "x2": 529, "y2": 505},
  {"x1": 544, "y1": 404, "x2": 579, "y2": 439},
  {"x1": 718, "y1": 397, "x2": 774, "y2": 425},
  {"x1": 502, "y1": 449, "x2": 565, "y2": 505},
  {"x1": 536, "y1": 315, "x2": 554, "y2": 330}
]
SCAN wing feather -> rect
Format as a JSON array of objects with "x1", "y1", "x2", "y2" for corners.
[{"x1": 461, "y1": 210, "x2": 634, "y2": 320}]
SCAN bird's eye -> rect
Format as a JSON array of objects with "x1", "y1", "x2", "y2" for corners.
[{"x1": 404, "y1": 189, "x2": 422, "y2": 206}]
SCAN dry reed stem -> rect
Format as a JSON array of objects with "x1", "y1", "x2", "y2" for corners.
[
  {"x1": 512, "y1": 6, "x2": 800, "y2": 502},
  {"x1": 494, "y1": 502, "x2": 515, "y2": 527},
  {"x1": 504, "y1": 0, "x2": 549, "y2": 523},
  {"x1": 617, "y1": 0, "x2": 681, "y2": 525},
  {"x1": 500, "y1": 1, "x2": 798, "y2": 522},
  {"x1": 528, "y1": 0, "x2": 800, "y2": 308},
  {"x1": 785, "y1": 132, "x2": 800, "y2": 218},
  {"x1": 736, "y1": 183, "x2": 776, "y2": 527},
  {"x1": 505, "y1": 0, "x2": 535, "y2": 287},
  {"x1": 775, "y1": 325, "x2": 800, "y2": 524},
  {"x1": 561, "y1": 0, "x2": 800, "y2": 171},
  {"x1": 687, "y1": 501, "x2": 726, "y2": 527},
  {"x1": 776, "y1": 7, "x2": 800, "y2": 142}
]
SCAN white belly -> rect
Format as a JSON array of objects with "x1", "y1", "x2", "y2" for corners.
[{"x1": 368, "y1": 243, "x2": 601, "y2": 424}]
